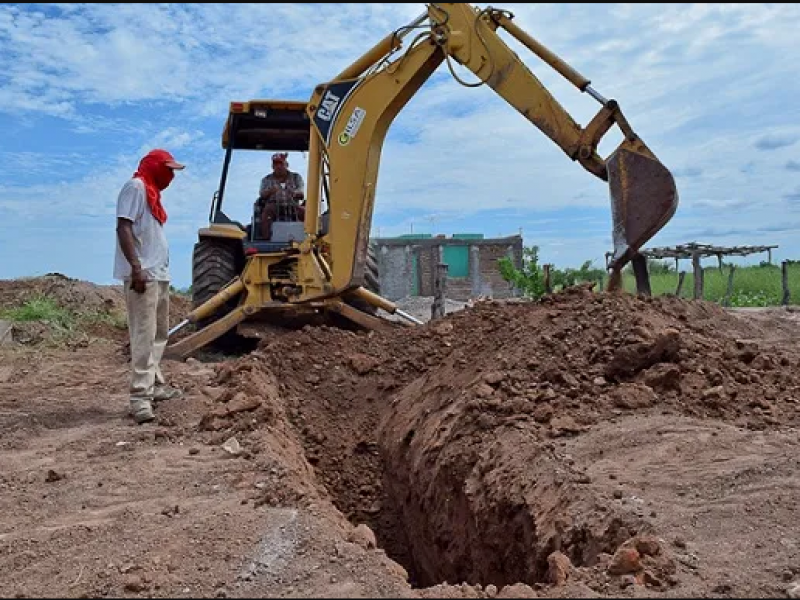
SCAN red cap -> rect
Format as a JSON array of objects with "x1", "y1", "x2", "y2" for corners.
[{"x1": 145, "y1": 149, "x2": 185, "y2": 170}]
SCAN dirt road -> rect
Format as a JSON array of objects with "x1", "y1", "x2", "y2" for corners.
[{"x1": 1, "y1": 277, "x2": 799, "y2": 598}]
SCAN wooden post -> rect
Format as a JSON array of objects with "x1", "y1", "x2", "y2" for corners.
[
  {"x1": 717, "y1": 253, "x2": 724, "y2": 272},
  {"x1": 674, "y1": 257, "x2": 679, "y2": 273},
  {"x1": 768, "y1": 248, "x2": 773, "y2": 265},
  {"x1": 631, "y1": 253, "x2": 652, "y2": 297},
  {"x1": 692, "y1": 252, "x2": 703, "y2": 300},
  {"x1": 431, "y1": 263, "x2": 449, "y2": 320},
  {"x1": 676, "y1": 271, "x2": 686, "y2": 297},
  {"x1": 723, "y1": 264, "x2": 736, "y2": 308},
  {"x1": 543, "y1": 264, "x2": 552, "y2": 294},
  {"x1": 782, "y1": 261, "x2": 791, "y2": 306}
]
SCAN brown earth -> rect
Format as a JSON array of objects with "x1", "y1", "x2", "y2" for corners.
[{"x1": 1, "y1": 278, "x2": 800, "y2": 598}]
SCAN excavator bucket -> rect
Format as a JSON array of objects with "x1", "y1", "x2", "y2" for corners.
[{"x1": 606, "y1": 140, "x2": 679, "y2": 272}]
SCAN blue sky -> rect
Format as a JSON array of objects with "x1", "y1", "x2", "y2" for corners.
[{"x1": 2, "y1": 2, "x2": 800, "y2": 289}]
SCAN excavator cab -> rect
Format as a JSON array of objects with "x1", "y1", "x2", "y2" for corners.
[{"x1": 206, "y1": 100, "x2": 312, "y2": 252}]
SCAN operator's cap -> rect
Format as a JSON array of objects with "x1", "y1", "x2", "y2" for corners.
[
  {"x1": 147, "y1": 148, "x2": 186, "y2": 170},
  {"x1": 272, "y1": 152, "x2": 289, "y2": 164}
]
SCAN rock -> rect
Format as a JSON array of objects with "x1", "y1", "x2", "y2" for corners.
[
  {"x1": 634, "y1": 536, "x2": 662, "y2": 557},
  {"x1": 787, "y1": 583, "x2": 800, "y2": 599},
  {"x1": 201, "y1": 386, "x2": 223, "y2": 401},
  {"x1": 610, "y1": 383, "x2": 657, "y2": 409},
  {"x1": 643, "y1": 363, "x2": 681, "y2": 392},
  {"x1": 608, "y1": 547, "x2": 641, "y2": 575},
  {"x1": 702, "y1": 386, "x2": 726, "y2": 404},
  {"x1": 348, "y1": 524, "x2": 377, "y2": 550},
  {"x1": 549, "y1": 416, "x2": 585, "y2": 437},
  {"x1": 0, "y1": 320, "x2": 14, "y2": 346},
  {"x1": 432, "y1": 321, "x2": 454, "y2": 335},
  {"x1": 604, "y1": 328, "x2": 681, "y2": 380},
  {"x1": 123, "y1": 574, "x2": 147, "y2": 593},
  {"x1": 533, "y1": 405, "x2": 554, "y2": 423},
  {"x1": 546, "y1": 551, "x2": 572, "y2": 585},
  {"x1": 221, "y1": 437, "x2": 242, "y2": 456},
  {"x1": 350, "y1": 354, "x2": 379, "y2": 375},
  {"x1": 497, "y1": 583, "x2": 537, "y2": 598},
  {"x1": 188, "y1": 448, "x2": 200, "y2": 456},
  {"x1": 225, "y1": 393, "x2": 261, "y2": 415},
  {"x1": 483, "y1": 372, "x2": 505, "y2": 386},
  {"x1": 593, "y1": 376, "x2": 607, "y2": 387},
  {"x1": 45, "y1": 469, "x2": 64, "y2": 483},
  {"x1": 474, "y1": 383, "x2": 495, "y2": 398},
  {"x1": 485, "y1": 584, "x2": 498, "y2": 597},
  {"x1": 643, "y1": 570, "x2": 663, "y2": 588}
]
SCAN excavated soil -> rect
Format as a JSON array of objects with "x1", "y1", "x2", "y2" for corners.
[
  {"x1": 202, "y1": 285, "x2": 800, "y2": 595},
  {"x1": 2, "y1": 278, "x2": 800, "y2": 598}
]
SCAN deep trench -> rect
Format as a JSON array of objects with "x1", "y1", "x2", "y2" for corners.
[{"x1": 293, "y1": 404, "x2": 627, "y2": 590}]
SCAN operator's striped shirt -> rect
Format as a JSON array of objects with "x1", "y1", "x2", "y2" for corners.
[{"x1": 259, "y1": 171, "x2": 305, "y2": 205}]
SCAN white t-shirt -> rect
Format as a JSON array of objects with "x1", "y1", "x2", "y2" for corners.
[{"x1": 113, "y1": 178, "x2": 170, "y2": 282}]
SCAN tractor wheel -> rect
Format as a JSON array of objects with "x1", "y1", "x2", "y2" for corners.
[
  {"x1": 191, "y1": 238, "x2": 243, "y2": 350},
  {"x1": 343, "y1": 243, "x2": 382, "y2": 315}
]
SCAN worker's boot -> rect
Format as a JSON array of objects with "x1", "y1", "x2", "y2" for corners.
[
  {"x1": 130, "y1": 398, "x2": 155, "y2": 424},
  {"x1": 153, "y1": 384, "x2": 183, "y2": 404}
]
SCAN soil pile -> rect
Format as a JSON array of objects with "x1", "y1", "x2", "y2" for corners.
[
  {"x1": 0, "y1": 274, "x2": 125, "y2": 314},
  {"x1": 200, "y1": 286, "x2": 800, "y2": 592},
  {"x1": 0, "y1": 274, "x2": 192, "y2": 344}
]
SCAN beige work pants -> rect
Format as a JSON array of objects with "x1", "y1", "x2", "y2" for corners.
[{"x1": 125, "y1": 281, "x2": 170, "y2": 402}]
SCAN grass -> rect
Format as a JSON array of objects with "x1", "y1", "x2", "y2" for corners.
[
  {"x1": 620, "y1": 263, "x2": 800, "y2": 307},
  {"x1": 0, "y1": 294, "x2": 128, "y2": 344},
  {"x1": 1, "y1": 295, "x2": 76, "y2": 329}
]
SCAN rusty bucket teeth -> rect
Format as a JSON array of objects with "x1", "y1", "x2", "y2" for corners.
[{"x1": 607, "y1": 144, "x2": 679, "y2": 271}]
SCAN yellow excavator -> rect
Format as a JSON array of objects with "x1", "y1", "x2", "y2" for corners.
[{"x1": 166, "y1": 2, "x2": 679, "y2": 359}]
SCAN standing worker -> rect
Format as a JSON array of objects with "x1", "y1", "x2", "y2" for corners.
[{"x1": 114, "y1": 149, "x2": 186, "y2": 424}]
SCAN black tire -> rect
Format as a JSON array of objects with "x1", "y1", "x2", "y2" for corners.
[{"x1": 191, "y1": 238, "x2": 243, "y2": 350}]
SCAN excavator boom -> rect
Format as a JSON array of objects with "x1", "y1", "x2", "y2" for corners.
[{"x1": 303, "y1": 3, "x2": 678, "y2": 297}]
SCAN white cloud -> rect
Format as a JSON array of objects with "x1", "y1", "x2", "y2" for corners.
[{"x1": 2, "y1": 2, "x2": 800, "y2": 286}]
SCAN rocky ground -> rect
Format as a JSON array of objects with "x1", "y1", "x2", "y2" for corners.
[{"x1": 1, "y1": 276, "x2": 799, "y2": 598}]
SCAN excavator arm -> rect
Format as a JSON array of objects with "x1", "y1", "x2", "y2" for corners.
[{"x1": 301, "y1": 2, "x2": 678, "y2": 298}]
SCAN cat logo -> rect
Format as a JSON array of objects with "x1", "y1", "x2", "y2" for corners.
[
  {"x1": 317, "y1": 90, "x2": 341, "y2": 122},
  {"x1": 338, "y1": 107, "x2": 367, "y2": 146}
]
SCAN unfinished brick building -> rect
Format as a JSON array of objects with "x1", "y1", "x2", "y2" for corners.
[{"x1": 371, "y1": 234, "x2": 524, "y2": 301}]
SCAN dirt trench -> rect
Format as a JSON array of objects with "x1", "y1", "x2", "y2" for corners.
[{"x1": 200, "y1": 286, "x2": 800, "y2": 592}]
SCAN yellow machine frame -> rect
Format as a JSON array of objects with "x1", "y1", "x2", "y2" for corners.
[{"x1": 166, "y1": 3, "x2": 678, "y2": 359}]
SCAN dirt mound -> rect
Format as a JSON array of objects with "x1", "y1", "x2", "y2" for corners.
[
  {"x1": 199, "y1": 287, "x2": 800, "y2": 593},
  {"x1": 0, "y1": 274, "x2": 124, "y2": 314},
  {"x1": 0, "y1": 274, "x2": 192, "y2": 344}
]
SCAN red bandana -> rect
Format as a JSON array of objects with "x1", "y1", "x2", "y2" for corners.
[{"x1": 132, "y1": 149, "x2": 183, "y2": 225}]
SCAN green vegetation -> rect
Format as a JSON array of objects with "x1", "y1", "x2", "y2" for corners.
[
  {"x1": 170, "y1": 285, "x2": 192, "y2": 298},
  {"x1": 500, "y1": 247, "x2": 800, "y2": 308},
  {"x1": 1, "y1": 295, "x2": 75, "y2": 329},
  {"x1": 620, "y1": 261, "x2": 800, "y2": 307},
  {"x1": 499, "y1": 245, "x2": 606, "y2": 301},
  {"x1": 0, "y1": 294, "x2": 128, "y2": 343}
]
